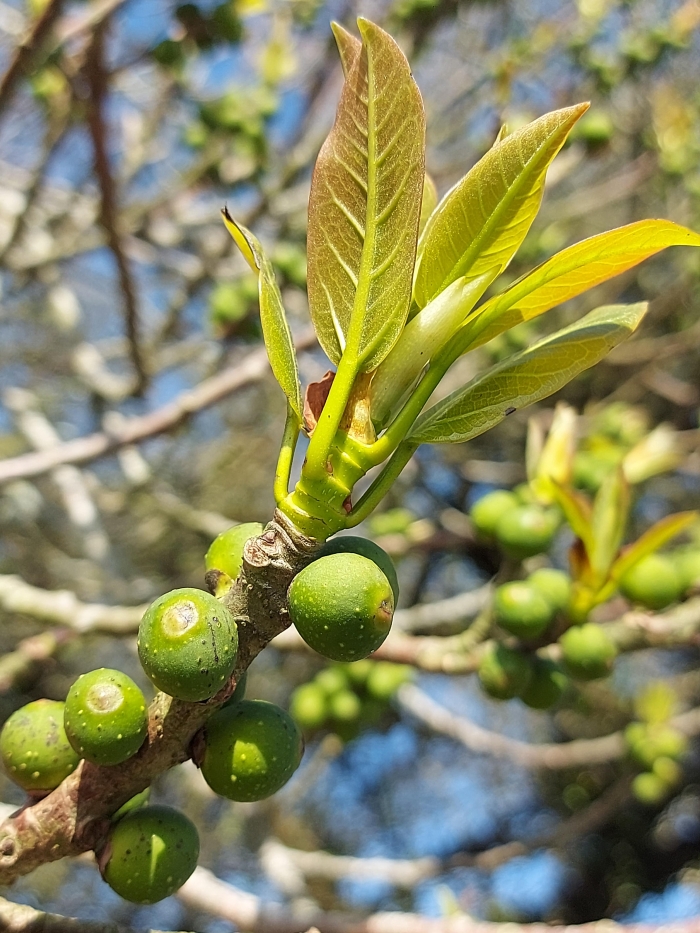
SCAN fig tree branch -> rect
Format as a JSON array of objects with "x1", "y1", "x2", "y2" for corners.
[
  {"x1": 0, "y1": 330, "x2": 315, "y2": 486},
  {"x1": 84, "y1": 23, "x2": 146, "y2": 395},
  {"x1": 399, "y1": 683, "x2": 700, "y2": 769},
  {"x1": 0, "y1": 515, "x2": 316, "y2": 886},
  {"x1": 0, "y1": 0, "x2": 64, "y2": 115}
]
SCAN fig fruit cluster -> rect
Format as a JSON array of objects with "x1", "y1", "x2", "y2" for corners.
[
  {"x1": 478, "y1": 619, "x2": 619, "y2": 708},
  {"x1": 625, "y1": 721, "x2": 687, "y2": 806},
  {"x1": 290, "y1": 659, "x2": 412, "y2": 739},
  {"x1": 470, "y1": 488, "x2": 561, "y2": 560},
  {"x1": 493, "y1": 568, "x2": 572, "y2": 639},
  {"x1": 0, "y1": 521, "x2": 307, "y2": 906}
]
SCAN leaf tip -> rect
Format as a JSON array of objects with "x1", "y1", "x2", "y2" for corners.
[{"x1": 221, "y1": 207, "x2": 259, "y2": 273}]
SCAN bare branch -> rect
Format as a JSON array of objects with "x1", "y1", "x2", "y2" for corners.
[
  {"x1": 178, "y1": 864, "x2": 700, "y2": 933},
  {"x1": 84, "y1": 24, "x2": 146, "y2": 394},
  {"x1": 0, "y1": 0, "x2": 64, "y2": 115},
  {"x1": 0, "y1": 330, "x2": 316, "y2": 486},
  {"x1": 399, "y1": 683, "x2": 700, "y2": 770}
]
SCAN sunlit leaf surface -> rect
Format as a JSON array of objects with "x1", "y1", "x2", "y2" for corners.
[
  {"x1": 306, "y1": 19, "x2": 425, "y2": 372},
  {"x1": 413, "y1": 104, "x2": 588, "y2": 309},
  {"x1": 222, "y1": 209, "x2": 302, "y2": 420},
  {"x1": 465, "y1": 219, "x2": 700, "y2": 351},
  {"x1": 410, "y1": 302, "x2": 646, "y2": 444}
]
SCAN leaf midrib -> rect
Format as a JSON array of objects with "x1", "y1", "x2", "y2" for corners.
[{"x1": 421, "y1": 117, "x2": 575, "y2": 305}]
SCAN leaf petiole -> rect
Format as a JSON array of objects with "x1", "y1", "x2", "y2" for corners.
[
  {"x1": 274, "y1": 405, "x2": 301, "y2": 505},
  {"x1": 346, "y1": 441, "x2": 418, "y2": 528}
]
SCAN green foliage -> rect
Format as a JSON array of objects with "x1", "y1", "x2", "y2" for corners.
[
  {"x1": 221, "y1": 212, "x2": 302, "y2": 420},
  {"x1": 138, "y1": 588, "x2": 238, "y2": 702},
  {"x1": 100, "y1": 806, "x2": 199, "y2": 904},
  {"x1": 306, "y1": 20, "x2": 425, "y2": 374},
  {"x1": 200, "y1": 700, "x2": 303, "y2": 801},
  {"x1": 410, "y1": 303, "x2": 648, "y2": 444},
  {"x1": 288, "y1": 553, "x2": 394, "y2": 661},
  {"x1": 64, "y1": 669, "x2": 148, "y2": 766},
  {"x1": 413, "y1": 104, "x2": 588, "y2": 308},
  {"x1": 0, "y1": 700, "x2": 79, "y2": 794}
]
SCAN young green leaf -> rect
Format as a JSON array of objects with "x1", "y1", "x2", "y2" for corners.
[
  {"x1": 409, "y1": 302, "x2": 647, "y2": 444},
  {"x1": 550, "y1": 482, "x2": 594, "y2": 556},
  {"x1": 413, "y1": 104, "x2": 588, "y2": 309},
  {"x1": 370, "y1": 268, "x2": 497, "y2": 428},
  {"x1": 331, "y1": 21, "x2": 361, "y2": 77},
  {"x1": 609, "y1": 511, "x2": 699, "y2": 585},
  {"x1": 463, "y1": 219, "x2": 700, "y2": 351},
  {"x1": 590, "y1": 467, "x2": 630, "y2": 581},
  {"x1": 222, "y1": 209, "x2": 302, "y2": 420},
  {"x1": 419, "y1": 173, "x2": 438, "y2": 236},
  {"x1": 306, "y1": 19, "x2": 426, "y2": 373}
]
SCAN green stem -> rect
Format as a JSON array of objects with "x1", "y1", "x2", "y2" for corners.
[
  {"x1": 368, "y1": 358, "x2": 448, "y2": 465},
  {"x1": 274, "y1": 405, "x2": 301, "y2": 505},
  {"x1": 303, "y1": 354, "x2": 358, "y2": 481},
  {"x1": 346, "y1": 441, "x2": 418, "y2": 528}
]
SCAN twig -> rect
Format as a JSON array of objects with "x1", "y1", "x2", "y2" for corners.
[
  {"x1": 399, "y1": 683, "x2": 700, "y2": 770},
  {"x1": 84, "y1": 24, "x2": 146, "y2": 394},
  {"x1": 0, "y1": 629, "x2": 72, "y2": 694},
  {"x1": 178, "y1": 864, "x2": 700, "y2": 933},
  {"x1": 0, "y1": 894, "x2": 171, "y2": 932},
  {"x1": 0, "y1": 330, "x2": 316, "y2": 486},
  {"x1": 0, "y1": 0, "x2": 64, "y2": 115},
  {"x1": 0, "y1": 574, "x2": 145, "y2": 633}
]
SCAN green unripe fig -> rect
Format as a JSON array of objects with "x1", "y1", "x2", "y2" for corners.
[
  {"x1": 0, "y1": 700, "x2": 79, "y2": 794},
  {"x1": 366, "y1": 661, "x2": 413, "y2": 701},
  {"x1": 138, "y1": 588, "x2": 238, "y2": 702},
  {"x1": 520, "y1": 659, "x2": 568, "y2": 709},
  {"x1": 625, "y1": 723, "x2": 687, "y2": 767},
  {"x1": 559, "y1": 623, "x2": 617, "y2": 680},
  {"x1": 528, "y1": 568, "x2": 572, "y2": 614},
  {"x1": 653, "y1": 755, "x2": 683, "y2": 786},
  {"x1": 315, "y1": 666, "x2": 349, "y2": 696},
  {"x1": 101, "y1": 805, "x2": 199, "y2": 904},
  {"x1": 205, "y1": 522, "x2": 264, "y2": 580},
  {"x1": 222, "y1": 671, "x2": 247, "y2": 709},
  {"x1": 619, "y1": 554, "x2": 682, "y2": 611},
  {"x1": 343, "y1": 660, "x2": 373, "y2": 685},
  {"x1": 329, "y1": 689, "x2": 362, "y2": 722},
  {"x1": 288, "y1": 553, "x2": 394, "y2": 662},
  {"x1": 112, "y1": 787, "x2": 151, "y2": 821},
  {"x1": 632, "y1": 771, "x2": 668, "y2": 806},
  {"x1": 318, "y1": 535, "x2": 399, "y2": 604},
  {"x1": 469, "y1": 490, "x2": 518, "y2": 538},
  {"x1": 200, "y1": 699, "x2": 303, "y2": 801},
  {"x1": 675, "y1": 549, "x2": 700, "y2": 590},
  {"x1": 64, "y1": 669, "x2": 148, "y2": 766},
  {"x1": 290, "y1": 683, "x2": 328, "y2": 729},
  {"x1": 493, "y1": 582, "x2": 554, "y2": 639},
  {"x1": 495, "y1": 505, "x2": 560, "y2": 559},
  {"x1": 478, "y1": 645, "x2": 532, "y2": 700}
]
